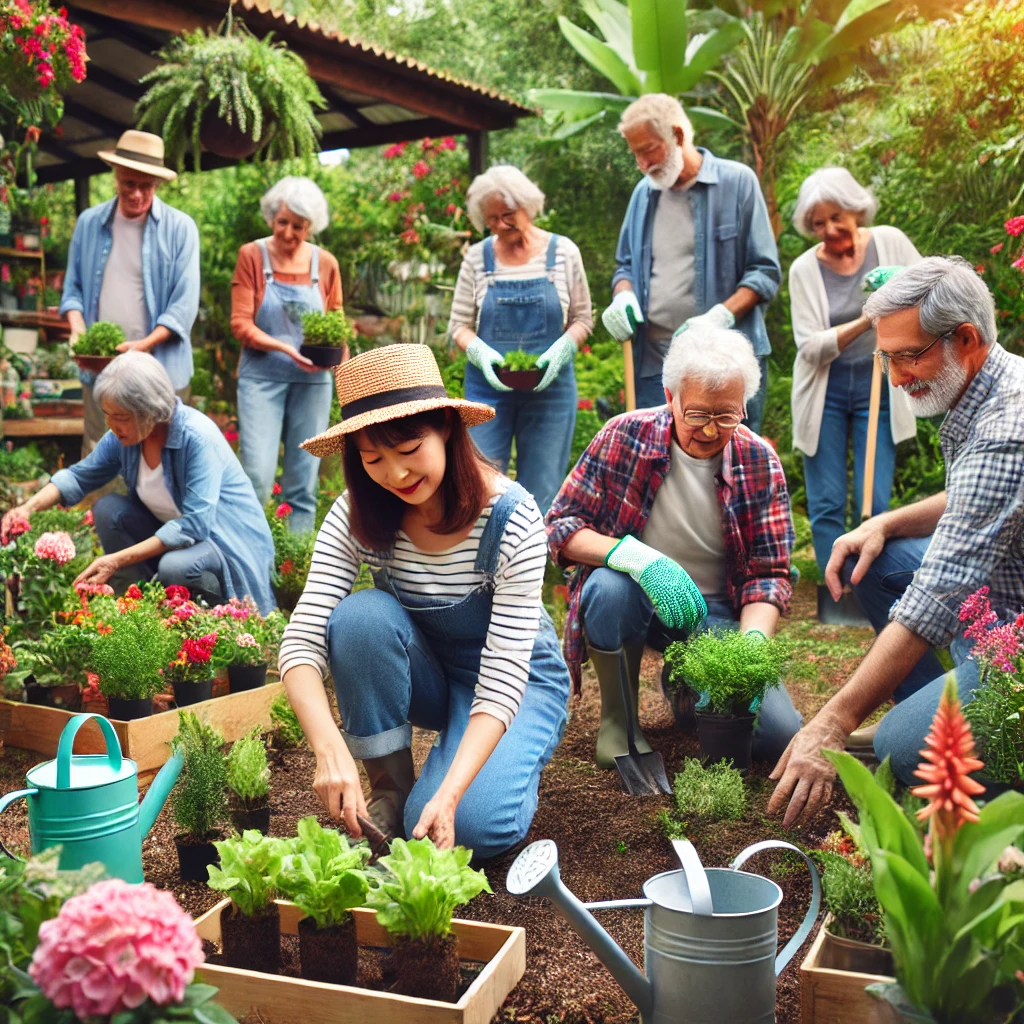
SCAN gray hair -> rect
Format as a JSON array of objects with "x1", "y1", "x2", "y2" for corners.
[
  {"x1": 662, "y1": 325, "x2": 762, "y2": 404},
  {"x1": 93, "y1": 351, "x2": 177, "y2": 434},
  {"x1": 465, "y1": 165, "x2": 545, "y2": 232},
  {"x1": 792, "y1": 167, "x2": 878, "y2": 238},
  {"x1": 260, "y1": 176, "x2": 330, "y2": 234},
  {"x1": 618, "y1": 93, "x2": 694, "y2": 147},
  {"x1": 863, "y1": 256, "x2": 997, "y2": 347}
]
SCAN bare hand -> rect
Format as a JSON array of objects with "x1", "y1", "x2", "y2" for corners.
[
  {"x1": 287, "y1": 347, "x2": 318, "y2": 372},
  {"x1": 767, "y1": 713, "x2": 848, "y2": 828},
  {"x1": 411, "y1": 791, "x2": 458, "y2": 849},
  {"x1": 74, "y1": 555, "x2": 121, "y2": 587},
  {"x1": 312, "y1": 743, "x2": 368, "y2": 837},
  {"x1": 116, "y1": 339, "x2": 154, "y2": 354},
  {"x1": 68, "y1": 331, "x2": 81, "y2": 351},
  {"x1": 1, "y1": 504, "x2": 31, "y2": 545},
  {"x1": 824, "y1": 519, "x2": 886, "y2": 602}
]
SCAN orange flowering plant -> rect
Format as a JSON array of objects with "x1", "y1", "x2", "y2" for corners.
[{"x1": 824, "y1": 676, "x2": 1024, "y2": 1024}]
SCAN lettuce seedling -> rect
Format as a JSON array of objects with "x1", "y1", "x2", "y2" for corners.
[
  {"x1": 208, "y1": 830, "x2": 286, "y2": 916},
  {"x1": 502, "y1": 349, "x2": 539, "y2": 371}
]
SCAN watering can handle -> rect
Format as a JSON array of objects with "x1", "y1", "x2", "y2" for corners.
[
  {"x1": 730, "y1": 840, "x2": 821, "y2": 977},
  {"x1": 672, "y1": 839, "x2": 714, "y2": 916},
  {"x1": 56, "y1": 714, "x2": 123, "y2": 789},
  {"x1": 0, "y1": 788, "x2": 38, "y2": 860}
]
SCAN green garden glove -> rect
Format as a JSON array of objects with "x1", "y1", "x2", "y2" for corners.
[
  {"x1": 672, "y1": 303, "x2": 736, "y2": 339},
  {"x1": 601, "y1": 291, "x2": 645, "y2": 342},
  {"x1": 863, "y1": 266, "x2": 905, "y2": 293},
  {"x1": 605, "y1": 535, "x2": 707, "y2": 631},
  {"x1": 466, "y1": 337, "x2": 512, "y2": 392},
  {"x1": 535, "y1": 334, "x2": 576, "y2": 391}
]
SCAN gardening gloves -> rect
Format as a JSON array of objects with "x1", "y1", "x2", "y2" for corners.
[
  {"x1": 672, "y1": 303, "x2": 736, "y2": 339},
  {"x1": 606, "y1": 536, "x2": 707, "y2": 631},
  {"x1": 693, "y1": 630, "x2": 768, "y2": 714},
  {"x1": 601, "y1": 290, "x2": 644, "y2": 342},
  {"x1": 465, "y1": 337, "x2": 512, "y2": 392},
  {"x1": 863, "y1": 266, "x2": 905, "y2": 292},
  {"x1": 535, "y1": 333, "x2": 576, "y2": 391}
]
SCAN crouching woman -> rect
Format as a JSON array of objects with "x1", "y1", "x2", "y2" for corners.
[{"x1": 278, "y1": 344, "x2": 569, "y2": 858}]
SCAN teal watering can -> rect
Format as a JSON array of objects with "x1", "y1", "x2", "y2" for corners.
[{"x1": 0, "y1": 713, "x2": 183, "y2": 882}]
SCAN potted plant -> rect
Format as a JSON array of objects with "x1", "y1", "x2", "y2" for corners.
[
  {"x1": 207, "y1": 830, "x2": 287, "y2": 975},
  {"x1": 71, "y1": 321, "x2": 124, "y2": 373},
  {"x1": 495, "y1": 349, "x2": 543, "y2": 391},
  {"x1": 269, "y1": 692, "x2": 305, "y2": 755},
  {"x1": 213, "y1": 599, "x2": 280, "y2": 692},
  {"x1": 226, "y1": 727, "x2": 271, "y2": 834},
  {"x1": 273, "y1": 816, "x2": 371, "y2": 985},
  {"x1": 299, "y1": 310, "x2": 354, "y2": 367},
  {"x1": 165, "y1": 602, "x2": 229, "y2": 705},
  {"x1": 170, "y1": 710, "x2": 229, "y2": 882},
  {"x1": 366, "y1": 837, "x2": 492, "y2": 1002},
  {"x1": 7, "y1": 623, "x2": 93, "y2": 710},
  {"x1": 134, "y1": 9, "x2": 325, "y2": 171},
  {"x1": 664, "y1": 629, "x2": 790, "y2": 772}
]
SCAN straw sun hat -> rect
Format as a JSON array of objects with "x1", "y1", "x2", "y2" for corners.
[
  {"x1": 98, "y1": 130, "x2": 177, "y2": 182},
  {"x1": 300, "y1": 344, "x2": 495, "y2": 458}
]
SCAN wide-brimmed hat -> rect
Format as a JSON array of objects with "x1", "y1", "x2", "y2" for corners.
[
  {"x1": 301, "y1": 344, "x2": 494, "y2": 458},
  {"x1": 98, "y1": 130, "x2": 177, "y2": 182}
]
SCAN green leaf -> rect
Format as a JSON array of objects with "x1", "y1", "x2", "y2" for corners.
[
  {"x1": 667, "y1": 20, "x2": 743, "y2": 93},
  {"x1": 178, "y1": 985, "x2": 220, "y2": 1009},
  {"x1": 193, "y1": 1004, "x2": 239, "y2": 1024},
  {"x1": 582, "y1": 0, "x2": 635, "y2": 67},
  {"x1": 552, "y1": 109, "x2": 612, "y2": 139},
  {"x1": 557, "y1": 15, "x2": 642, "y2": 95},
  {"x1": 527, "y1": 89, "x2": 632, "y2": 118},
  {"x1": 951, "y1": 791, "x2": 1024, "y2": 901},
  {"x1": 630, "y1": 0, "x2": 689, "y2": 87},
  {"x1": 831, "y1": 0, "x2": 893, "y2": 37}
]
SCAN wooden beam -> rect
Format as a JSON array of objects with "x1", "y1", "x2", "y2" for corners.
[
  {"x1": 318, "y1": 118, "x2": 463, "y2": 152},
  {"x1": 34, "y1": 156, "x2": 110, "y2": 184},
  {"x1": 62, "y1": 98, "x2": 128, "y2": 138},
  {"x1": 74, "y1": 176, "x2": 91, "y2": 214},
  {"x1": 69, "y1": 5, "x2": 168, "y2": 52},
  {"x1": 468, "y1": 130, "x2": 488, "y2": 178},
  {"x1": 320, "y1": 85, "x2": 374, "y2": 129},
  {"x1": 81, "y1": 64, "x2": 146, "y2": 102}
]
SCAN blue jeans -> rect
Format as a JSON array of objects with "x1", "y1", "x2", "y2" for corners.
[
  {"x1": 236, "y1": 377, "x2": 333, "y2": 533},
  {"x1": 92, "y1": 493, "x2": 226, "y2": 605},
  {"x1": 804, "y1": 361, "x2": 897, "y2": 575},
  {"x1": 636, "y1": 355, "x2": 769, "y2": 435},
  {"x1": 327, "y1": 588, "x2": 568, "y2": 859},
  {"x1": 579, "y1": 567, "x2": 802, "y2": 761}
]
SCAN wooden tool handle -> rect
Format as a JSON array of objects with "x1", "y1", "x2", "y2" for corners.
[
  {"x1": 861, "y1": 356, "x2": 883, "y2": 521},
  {"x1": 622, "y1": 339, "x2": 636, "y2": 412}
]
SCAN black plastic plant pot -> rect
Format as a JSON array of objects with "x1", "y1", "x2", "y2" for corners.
[
  {"x1": 221, "y1": 902, "x2": 281, "y2": 975},
  {"x1": 173, "y1": 678, "x2": 214, "y2": 707},
  {"x1": 696, "y1": 711, "x2": 755, "y2": 773},
  {"x1": 24, "y1": 683, "x2": 52, "y2": 707},
  {"x1": 107, "y1": 696, "x2": 153, "y2": 720},
  {"x1": 174, "y1": 835, "x2": 220, "y2": 882},
  {"x1": 230, "y1": 803, "x2": 271, "y2": 835},
  {"x1": 228, "y1": 663, "x2": 267, "y2": 693},
  {"x1": 298, "y1": 916, "x2": 358, "y2": 985},
  {"x1": 496, "y1": 366, "x2": 542, "y2": 391},
  {"x1": 298, "y1": 344, "x2": 344, "y2": 367}
]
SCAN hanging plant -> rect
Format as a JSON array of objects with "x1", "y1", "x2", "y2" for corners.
[{"x1": 134, "y1": 6, "x2": 325, "y2": 172}]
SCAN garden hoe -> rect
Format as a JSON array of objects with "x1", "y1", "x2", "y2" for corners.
[{"x1": 614, "y1": 649, "x2": 671, "y2": 796}]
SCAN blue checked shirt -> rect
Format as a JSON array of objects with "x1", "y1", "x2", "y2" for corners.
[{"x1": 891, "y1": 343, "x2": 1024, "y2": 645}]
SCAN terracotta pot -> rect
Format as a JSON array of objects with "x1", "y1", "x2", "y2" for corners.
[
  {"x1": 820, "y1": 927, "x2": 894, "y2": 977},
  {"x1": 72, "y1": 354, "x2": 115, "y2": 374},
  {"x1": 199, "y1": 107, "x2": 263, "y2": 160},
  {"x1": 298, "y1": 344, "x2": 344, "y2": 367},
  {"x1": 695, "y1": 711, "x2": 755, "y2": 772},
  {"x1": 495, "y1": 366, "x2": 542, "y2": 391}
]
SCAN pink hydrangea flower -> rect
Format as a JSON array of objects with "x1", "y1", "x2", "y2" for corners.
[
  {"x1": 34, "y1": 531, "x2": 76, "y2": 565},
  {"x1": 29, "y1": 879, "x2": 203, "y2": 1018}
]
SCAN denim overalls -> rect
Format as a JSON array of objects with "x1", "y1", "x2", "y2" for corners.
[
  {"x1": 325, "y1": 483, "x2": 570, "y2": 859},
  {"x1": 236, "y1": 240, "x2": 333, "y2": 532},
  {"x1": 463, "y1": 234, "x2": 578, "y2": 514}
]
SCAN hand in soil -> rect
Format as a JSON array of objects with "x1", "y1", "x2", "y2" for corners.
[
  {"x1": 768, "y1": 713, "x2": 848, "y2": 827},
  {"x1": 313, "y1": 742, "x2": 368, "y2": 836},
  {"x1": 411, "y1": 792, "x2": 457, "y2": 849}
]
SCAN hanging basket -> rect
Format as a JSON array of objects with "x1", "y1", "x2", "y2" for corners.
[{"x1": 198, "y1": 107, "x2": 265, "y2": 161}]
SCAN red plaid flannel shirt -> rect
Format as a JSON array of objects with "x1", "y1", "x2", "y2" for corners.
[{"x1": 545, "y1": 407, "x2": 794, "y2": 692}]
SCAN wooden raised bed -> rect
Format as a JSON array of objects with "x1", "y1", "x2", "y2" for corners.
[
  {"x1": 800, "y1": 915, "x2": 898, "y2": 1024},
  {"x1": 194, "y1": 898, "x2": 526, "y2": 1024}
]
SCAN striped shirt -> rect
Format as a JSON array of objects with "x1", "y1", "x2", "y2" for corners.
[{"x1": 278, "y1": 480, "x2": 548, "y2": 728}]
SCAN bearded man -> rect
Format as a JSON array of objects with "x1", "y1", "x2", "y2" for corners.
[
  {"x1": 769, "y1": 256, "x2": 1024, "y2": 825},
  {"x1": 601, "y1": 93, "x2": 780, "y2": 430}
]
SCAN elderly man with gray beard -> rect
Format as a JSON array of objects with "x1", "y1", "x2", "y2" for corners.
[{"x1": 769, "y1": 256, "x2": 1024, "y2": 825}]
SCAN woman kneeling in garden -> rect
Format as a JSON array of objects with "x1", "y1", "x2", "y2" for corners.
[
  {"x1": 0, "y1": 352, "x2": 275, "y2": 613},
  {"x1": 278, "y1": 344, "x2": 570, "y2": 857}
]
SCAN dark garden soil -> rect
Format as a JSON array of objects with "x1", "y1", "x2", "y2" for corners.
[{"x1": 0, "y1": 580, "x2": 876, "y2": 1023}]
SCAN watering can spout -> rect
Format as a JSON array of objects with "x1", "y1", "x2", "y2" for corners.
[{"x1": 139, "y1": 749, "x2": 183, "y2": 838}]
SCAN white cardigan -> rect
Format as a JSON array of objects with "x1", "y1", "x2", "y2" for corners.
[{"x1": 789, "y1": 225, "x2": 922, "y2": 456}]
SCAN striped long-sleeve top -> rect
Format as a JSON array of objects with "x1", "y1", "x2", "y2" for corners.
[{"x1": 278, "y1": 480, "x2": 548, "y2": 728}]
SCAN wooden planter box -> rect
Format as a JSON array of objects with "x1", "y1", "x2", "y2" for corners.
[
  {"x1": 0, "y1": 682, "x2": 284, "y2": 783},
  {"x1": 193, "y1": 898, "x2": 525, "y2": 1024},
  {"x1": 800, "y1": 915, "x2": 898, "y2": 1024}
]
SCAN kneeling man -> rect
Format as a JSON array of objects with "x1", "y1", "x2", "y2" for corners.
[{"x1": 546, "y1": 325, "x2": 801, "y2": 768}]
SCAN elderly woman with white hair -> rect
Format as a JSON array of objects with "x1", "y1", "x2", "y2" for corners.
[
  {"x1": 448, "y1": 164, "x2": 593, "y2": 513},
  {"x1": 546, "y1": 325, "x2": 801, "y2": 769},
  {"x1": 789, "y1": 167, "x2": 921, "y2": 580},
  {"x1": 1, "y1": 352, "x2": 275, "y2": 613},
  {"x1": 230, "y1": 175, "x2": 344, "y2": 532}
]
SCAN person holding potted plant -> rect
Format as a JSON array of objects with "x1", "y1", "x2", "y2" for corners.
[
  {"x1": 278, "y1": 344, "x2": 571, "y2": 857},
  {"x1": 449, "y1": 165, "x2": 593, "y2": 514},
  {"x1": 231, "y1": 176, "x2": 346, "y2": 534},
  {"x1": 546, "y1": 325, "x2": 801, "y2": 770}
]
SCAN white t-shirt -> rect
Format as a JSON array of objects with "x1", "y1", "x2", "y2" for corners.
[
  {"x1": 641, "y1": 440, "x2": 727, "y2": 600},
  {"x1": 97, "y1": 208, "x2": 149, "y2": 342},
  {"x1": 136, "y1": 458, "x2": 181, "y2": 524}
]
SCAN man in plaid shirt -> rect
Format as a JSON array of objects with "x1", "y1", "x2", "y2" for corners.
[
  {"x1": 546, "y1": 326, "x2": 801, "y2": 771},
  {"x1": 771, "y1": 257, "x2": 1024, "y2": 825}
]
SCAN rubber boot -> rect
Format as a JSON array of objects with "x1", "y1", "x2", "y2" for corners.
[
  {"x1": 589, "y1": 641, "x2": 653, "y2": 770},
  {"x1": 362, "y1": 748, "x2": 415, "y2": 840}
]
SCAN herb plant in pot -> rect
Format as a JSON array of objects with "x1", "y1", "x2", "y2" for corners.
[
  {"x1": 299, "y1": 310, "x2": 354, "y2": 367},
  {"x1": 366, "y1": 837, "x2": 492, "y2": 1002},
  {"x1": 9, "y1": 625, "x2": 92, "y2": 710},
  {"x1": 226, "y1": 727, "x2": 271, "y2": 834},
  {"x1": 495, "y1": 348, "x2": 542, "y2": 391},
  {"x1": 71, "y1": 320, "x2": 124, "y2": 373},
  {"x1": 274, "y1": 816, "x2": 371, "y2": 985}
]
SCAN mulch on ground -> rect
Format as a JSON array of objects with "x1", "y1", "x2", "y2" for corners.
[{"x1": 0, "y1": 580, "x2": 875, "y2": 1023}]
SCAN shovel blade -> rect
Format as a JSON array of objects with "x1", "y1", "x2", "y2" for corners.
[{"x1": 614, "y1": 749, "x2": 672, "y2": 796}]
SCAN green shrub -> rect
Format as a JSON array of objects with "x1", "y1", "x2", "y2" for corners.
[
  {"x1": 0, "y1": 442, "x2": 45, "y2": 481},
  {"x1": 269, "y1": 693, "x2": 305, "y2": 749},
  {"x1": 170, "y1": 711, "x2": 228, "y2": 840},
  {"x1": 672, "y1": 757, "x2": 747, "y2": 824},
  {"x1": 820, "y1": 851, "x2": 886, "y2": 945},
  {"x1": 208, "y1": 830, "x2": 286, "y2": 916},
  {"x1": 89, "y1": 607, "x2": 178, "y2": 699},
  {"x1": 226, "y1": 727, "x2": 271, "y2": 808},
  {"x1": 74, "y1": 321, "x2": 124, "y2": 356},
  {"x1": 964, "y1": 672, "x2": 1024, "y2": 787},
  {"x1": 301, "y1": 310, "x2": 355, "y2": 348}
]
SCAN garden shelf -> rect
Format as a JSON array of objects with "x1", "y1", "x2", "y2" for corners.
[
  {"x1": 800, "y1": 914, "x2": 897, "y2": 1024},
  {"x1": 193, "y1": 898, "x2": 526, "y2": 1024}
]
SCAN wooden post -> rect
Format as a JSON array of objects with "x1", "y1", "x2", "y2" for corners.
[
  {"x1": 468, "y1": 130, "x2": 489, "y2": 178},
  {"x1": 74, "y1": 176, "x2": 90, "y2": 215}
]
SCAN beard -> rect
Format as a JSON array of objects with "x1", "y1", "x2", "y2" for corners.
[
  {"x1": 900, "y1": 347, "x2": 968, "y2": 418},
  {"x1": 647, "y1": 144, "x2": 684, "y2": 191}
]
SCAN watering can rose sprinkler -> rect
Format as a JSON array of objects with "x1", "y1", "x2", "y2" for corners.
[
  {"x1": 507, "y1": 837, "x2": 820, "y2": 1024},
  {"x1": 0, "y1": 713, "x2": 183, "y2": 882}
]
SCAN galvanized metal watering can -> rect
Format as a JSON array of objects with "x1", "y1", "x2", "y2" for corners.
[
  {"x1": 506, "y1": 837, "x2": 820, "y2": 1024},
  {"x1": 0, "y1": 713, "x2": 183, "y2": 882}
]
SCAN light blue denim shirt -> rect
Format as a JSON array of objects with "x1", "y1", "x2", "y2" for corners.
[
  {"x1": 611, "y1": 148, "x2": 781, "y2": 362},
  {"x1": 59, "y1": 196, "x2": 200, "y2": 389},
  {"x1": 51, "y1": 401, "x2": 276, "y2": 613}
]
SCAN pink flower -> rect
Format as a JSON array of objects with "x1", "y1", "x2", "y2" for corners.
[
  {"x1": 74, "y1": 582, "x2": 114, "y2": 597},
  {"x1": 446, "y1": 203, "x2": 457, "y2": 216},
  {"x1": 126, "y1": 584, "x2": 143, "y2": 600},
  {"x1": 388, "y1": 191, "x2": 404, "y2": 202},
  {"x1": 991, "y1": 242, "x2": 1004, "y2": 255},
  {"x1": 29, "y1": 879, "x2": 203, "y2": 1018},
  {"x1": 420, "y1": 136, "x2": 433, "y2": 151},
  {"x1": 959, "y1": 587, "x2": 991, "y2": 623},
  {"x1": 272, "y1": 482, "x2": 282, "y2": 495},
  {"x1": 236, "y1": 633, "x2": 259, "y2": 647},
  {"x1": 975, "y1": 264, "x2": 985, "y2": 275},
  {"x1": 83, "y1": 509, "x2": 94, "y2": 526},
  {"x1": 411, "y1": 160, "x2": 431, "y2": 180},
  {"x1": 223, "y1": 427, "x2": 239, "y2": 444},
  {"x1": 173, "y1": 602, "x2": 198, "y2": 622},
  {"x1": 275, "y1": 502, "x2": 293, "y2": 519},
  {"x1": 382, "y1": 142, "x2": 408, "y2": 159},
  {"x1": 1012, "y1": 254, "x2": 1024, "y2": 272},
  {"x1": 1004, "y1": 215, "x2": 1024, "y2": 237},
  {"x1": 972, "y1": 624, "x2": 1022, "y2": 674},
  {"x1": 5, "y1": 515, "x2": 31, "y2": 540},
  {"x1": 400, "y1": 228, "x2": 420, "y2": 245},
  {"x1": 34, "y1": 531, "x2": 76, "y2": 565},
  {"x1": 440, "y1": 137, "x2": 457, "y2": 151}
]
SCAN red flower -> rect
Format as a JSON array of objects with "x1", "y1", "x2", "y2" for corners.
[
  {"x1": 275, "y1": 502, "x2": 293, "y2": 519},
  {"x1": 83, "y1": 509, "x2": 94, "y2": 525},
  {"x1": 272, "y1": 482, "x2": 282, "y2": 496},
  {"x1": 181, "y1": 634, "x2": 217, "y2": 665},
  {"x1": 581, "y1": 344, "x2": 591, "y2": 355},
  {"x1": 223, "y1": 427, "x2": 239, "y2": 444},
  {"x1": 553, "y1": 584, "x2": 569, "y2": 602},
  {"x1": 577, "y1": 398, "x2": 593, "y2": 411},
  {"x1": 382, "y1": 142, "x2": 408, "y2": 159},
  {"x1": 1005, "y1": 215, "x2": 1024, "y2": 237},
  {"x1": 991, "y1": 242, "x2": 1004, "y2": 254},
  {"x1": 440, "y1": 137, "x2": 457, "y2": 151},
  {"x1": 420, "y1": 137, "x2": 433, "y2": 151},
  {"x1": 388, "y1": 191, "x2": 404, "y2": 202},
  {"x1": 975, "y1": 264, "x2": 985, "y2": 275},
  {"x1": 400, "y1": 229, "x2": 420, "y2": 245},
  {"x1": 878, "y1": 149, "x2": 896, "y2": 166},
  {"x1": 279, "y1": 559, "x2": 295, "y2": 576},
  {"x1": 411, "y1": 160, "x2": 431, "y2": 180},
  {"x1": 434, "y1": 185, "x2": 450, "y2": 196},
  {"x1": 126, "y1": 584, "x2": 143, "y2": 600},
  {"x1": 446, "y1": 203, "x2": 457, "y2": 216},
  {"x1": 164, "y1": 585, "x2": 190, "y2": 602}
]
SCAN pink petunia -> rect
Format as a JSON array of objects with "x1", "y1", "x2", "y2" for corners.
[{"x1": 1004, "y1": 215, "x2": 1024, "y2": 237}]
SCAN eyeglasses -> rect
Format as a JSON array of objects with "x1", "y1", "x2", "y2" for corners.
[
  {"x1": 681, "y1": 410, "x2": 743, "y2": 430},
  {"x1": 875, "y1": 324, "x2": 962, "y2": 375}
]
